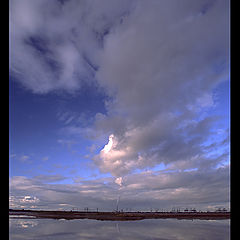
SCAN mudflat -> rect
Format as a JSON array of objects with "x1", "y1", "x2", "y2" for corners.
[{"x1": 9, "y1": 209, "x2": 230, "y2": 221}]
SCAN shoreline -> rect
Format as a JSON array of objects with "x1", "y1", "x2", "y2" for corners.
[{"x1": 9, "y1": 209, "x2": 230, "y2": 221}]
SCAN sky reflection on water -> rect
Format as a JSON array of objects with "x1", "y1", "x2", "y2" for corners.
[{"x1": 9, "y1": 217, "x2": 230, "y2": 240}]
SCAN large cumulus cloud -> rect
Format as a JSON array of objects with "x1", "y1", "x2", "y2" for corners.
[
  {"x1": 93, "y1": 0, "x2": 229, "y2": 177},
  {"x1": 10, "y1": 0, "x2": 229, "y2": 179}
]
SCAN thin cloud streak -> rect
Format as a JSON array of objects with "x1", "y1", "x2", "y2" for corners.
[{"x1": 9, "y1": 166, "x2": 229, "y2": 211}]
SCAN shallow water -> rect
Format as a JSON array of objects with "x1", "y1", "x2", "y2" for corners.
[{"x1": 9, "y1": 217, "x2": 230, "y2": 240}]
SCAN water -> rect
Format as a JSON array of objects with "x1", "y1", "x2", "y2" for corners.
[{"x1": 9, "y1": 217, "x2": 230, "y2": 240}]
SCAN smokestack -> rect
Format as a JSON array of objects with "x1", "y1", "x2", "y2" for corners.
[
  {"x1": 115, "y1": 177, "x2": 123, "y2": 187},
  {"x1": 116, "y1": 195, "x2": 120, "y2": 211},
  {"x1": 115, "y1": 177, "x2": 123, "y2": 211}
]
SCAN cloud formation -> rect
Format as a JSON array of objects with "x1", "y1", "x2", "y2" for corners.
[
  {"x1": 92, "y1": 0, "x2": 229, "y2": 176},
  {"x1": 10, "y1": 0, "x2": 134, "y2": 93},
  {"x1": 10, "y1": 0, "x2": 230, "y2": 210},
  {"x1": 10, "y1": 0, "x2": 229, "y2": 176},
  {"x1": 9, "y1": 166, "x2": 230, "y2": 211}
]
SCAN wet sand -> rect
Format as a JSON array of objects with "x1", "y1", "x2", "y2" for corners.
[{"x1": 9, "y1": 209, "x2": 230, "y2": 221}]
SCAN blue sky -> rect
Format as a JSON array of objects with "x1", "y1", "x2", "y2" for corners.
[
  {"x1": 9, "y1": 78, "x2": 109, "y2": 181},
  {"x1": 9, "y1": 0, "x2": 230, "y2": 211}
]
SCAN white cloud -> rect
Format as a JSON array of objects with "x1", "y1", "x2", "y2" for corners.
[
  {"x1": 115, "y1": 177, "x2": 123, "y2": 187},
  {"x1": 42, "y1": 156, "x2": 49, "y2": 162},
  {"x1": 101, "y1": 134, "x2": 114, "y2": 154},
  {"x1": 197, "y1": 93, "x2": 215, "y2": 108},
  {"x1": 22, "y1": 195, "x2": 40, "y2": 203},
  {"x1": 19, "y1": 155, "x2": 31, "y2": 163}
]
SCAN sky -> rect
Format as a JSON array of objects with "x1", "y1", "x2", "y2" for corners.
[{"x1": 9, "y1": 0, "x2": 230, "y2": 212}]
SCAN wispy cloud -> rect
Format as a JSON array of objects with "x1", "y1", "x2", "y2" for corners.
[
  {"x1": 9, "y1": 165, "x2": 230, "y2": 211},
  {"x1": 19, "y1": 155, "x2": 31, "y2": 163},
  {"x1": 41, "y1": 156, "x2": 49, "y2": 162},
  {"x1": 10, "y1": 0, "x2": 134, "y2": 94},
  {"x1": 33, "y1": 174, "x2": 67, "y2": 183}
]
